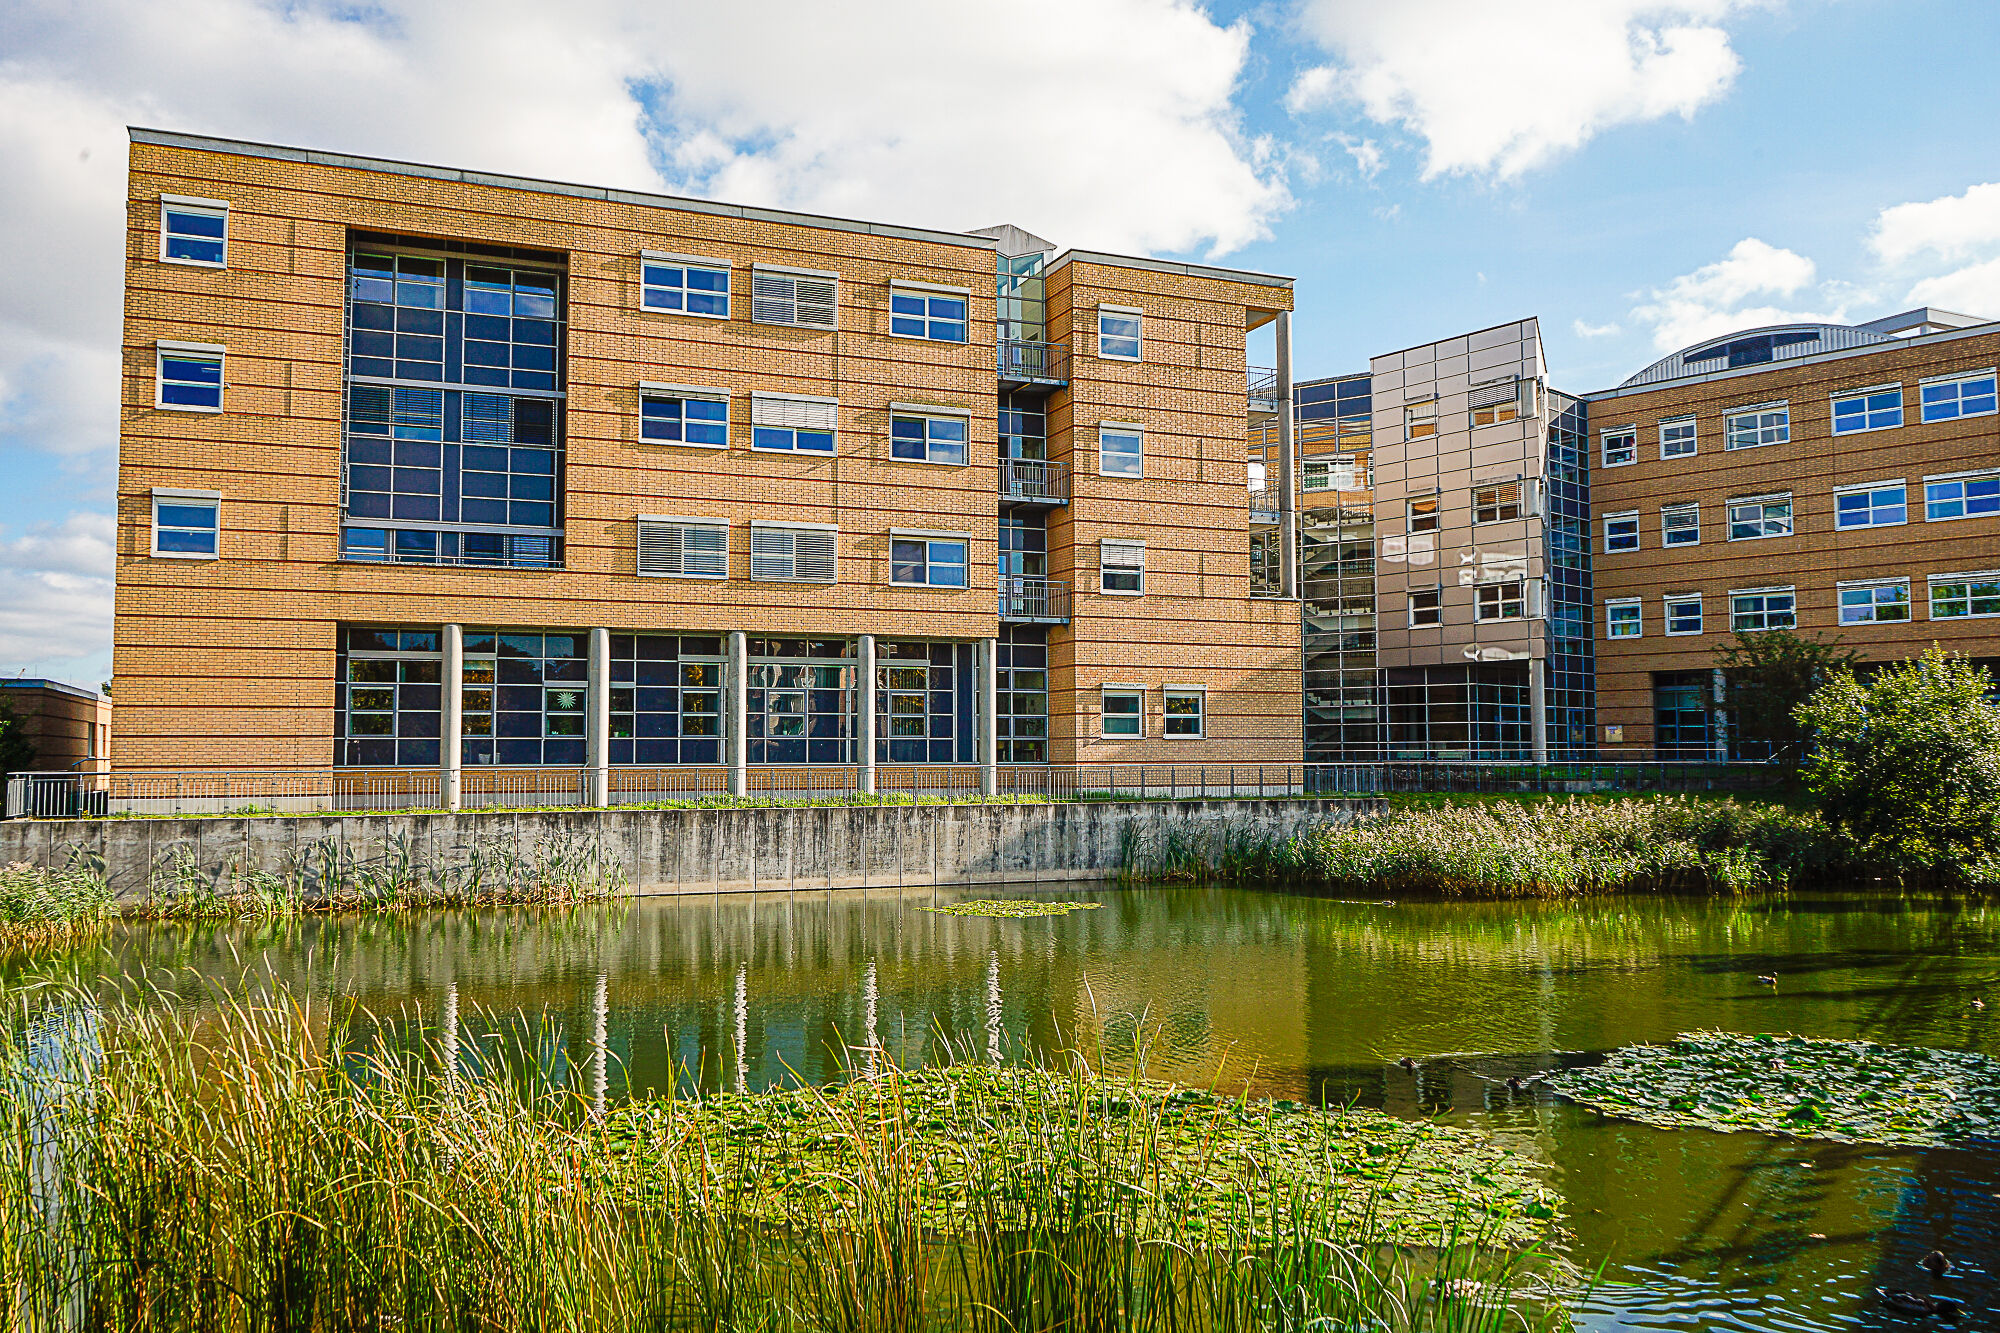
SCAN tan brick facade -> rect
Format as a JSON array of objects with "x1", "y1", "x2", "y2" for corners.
[{"x1": 114, "y1": 132, "x2": 1300, "y2": 773}]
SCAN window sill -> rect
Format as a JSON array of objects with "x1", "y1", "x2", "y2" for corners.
[
  {"x1": 150, "y1": 550, "x2": 219, "y2": 561},
  {"x1": 1836, "y1": 520, "x2": 1906, "y2": 530},
  {"x1": 639, "y1": 306, "x2": 732, "y2": 321},
  {"x1": 1923, "y1": 513, "x2": 1997, "y2": 523},
  {"x1": 1097, "y1": 353, "x2": 1143, "y2": 364},
  {"x1": 1832, "y1": 423, "x2": 1903, "y2": 436},
  {"x1": 160, "y1": 256, "x2": 226, "y2": 270},
  {"x1": 1098, "y1": 587, "x2": 1145, "y2": 597},
  {"x1": 156, "y1": 402, "x2": 224, "y2": 414},
  {"x1": 1604, "y1": 546, "x2": 1641, "y2": 555},
  {"x1": 1723, "y1": 442, "x2": 1784, "y2": 450},
  {"x1": 1659, "y1": 450, "x2": 1698, "y2": 461},
  {"x1": 750, "y1": 445, "x2": 837, "y2": 457},
  {"x1": 1726, "y1": 534, "x2": 1793, "y2": 542},
  {"x1": 750, "y1": 318, "x2": 838, "y2": 332},
  {"x1": 1097, "y1": 469, "x2": 1144, "y2": 480},
  {"x1": 1663, "y1": 630, "x2": 1704, "y2": 638},
  {"x1": 889, "y1": 455, "x2": 970, "y2": 468},
  {"x1": 1662, "y1": 539, "x2": 1702, "y2": 548},
  {"x1": 887, "y1": 331, "x2": 969, "y2": 345},
  {"x1": 636, "y1": 571, "x2": 728, "y2": 580},
  {"x1": 1600, "y1": 458, "x2": 1637, "y2": 468},
  {"x1": 641, "y1": 438, "x2": 730, "y2": 449},
  {"x1": 891, "y1": 581, "x2": 970, "y2": 591}
]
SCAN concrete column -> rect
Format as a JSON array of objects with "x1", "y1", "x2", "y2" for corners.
[
  {"x1": 1528, "y1": 657, "x2": 1549, "y2": 762},
  {"x1": 586, "y1": 627, "x2": 610, "y2": 807},
  {"x1": 1275, "y1": 310, "x2": 1299, "y2": 600},
  {"x1": 728, "y1": 630, "x2": 748, "y2": 797},
  {"x1": 1711, "y1": 667, "x2": 1731, "y2": 762},
  {"x1": 979, "y1": 636, "x2": 999, "y2": 795},
  {"x1": 441, "y1": 624, "x2": 463, "y2": 812},
  {"x1": 858, "y1": 634, "x2": 877, "y2": 793}
]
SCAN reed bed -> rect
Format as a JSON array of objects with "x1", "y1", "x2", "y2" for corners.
[
  {"x1": 0, "y1": 988, "x2": 1572, "y2": 1333},
  {"x1": 0, "y1": 859, "x2": 115, "y2": 949},
  {"x1": 1126, "y1": 796, "x2": 1845, "y2": 897}
]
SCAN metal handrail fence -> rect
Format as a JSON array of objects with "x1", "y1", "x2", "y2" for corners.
[
  {"x1": 999, "y1": 577, "x2": 1071, "y2": 623},
  {"x1": 997, "y1": 339, "x2": 1070, "y2": 384},
  {"x1": 5, "y1": 759, "x2": 1778, "y2": 820},
  {"x1": 998, "y1": 457, "x2": 1069, "y2": 504}
]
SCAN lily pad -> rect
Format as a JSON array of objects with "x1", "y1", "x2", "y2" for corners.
[
  {"x1": 917, "y1": 899, "x2": 1104, "y2": 918},
  {"x1": 1547, "y1": 1031, "x2": 2000, "y2": 1147}
]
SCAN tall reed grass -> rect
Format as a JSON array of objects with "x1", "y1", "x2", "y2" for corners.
[
  {"x1": 1127, "y1": 796, "x2": 1845, "y2": 897},
  {"x1": 0, "y1": 988, "x2": 1571, "y2": 1332}
]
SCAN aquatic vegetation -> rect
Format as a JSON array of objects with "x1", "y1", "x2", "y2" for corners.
[
  {"x1": 1547, "y1": 1030, "x2": 2000, "y2": 1146},
  {"x1": 0, "y1": 855, "x2": 114, "y2": 946},
  {"x1": 917, "y1": 898, "x2": 1104, "y2": 918},
  {"x1": 1126, "y1": 796, "x2": 1849, "y2": 897}
]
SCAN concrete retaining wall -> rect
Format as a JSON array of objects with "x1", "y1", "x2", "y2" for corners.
[{"x1": 0, "y1": 800, "x2": 1375, "y2": 900}]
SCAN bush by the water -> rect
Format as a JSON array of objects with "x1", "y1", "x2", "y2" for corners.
[{"x1": 1128, "y1": 797, "x2": 1841, "y2": 896}]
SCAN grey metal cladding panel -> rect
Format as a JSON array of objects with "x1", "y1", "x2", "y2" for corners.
[{"x1": 1045, "y1": 248, "x2": 1294, "y2": 288}]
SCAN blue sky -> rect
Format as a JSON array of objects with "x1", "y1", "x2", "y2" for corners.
[{"x1": 5, "y1": 0, "x2": 2000, "y2": 688}]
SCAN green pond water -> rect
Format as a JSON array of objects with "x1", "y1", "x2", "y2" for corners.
[{"x1": 7, "y1": 883, "x2": 1998, "y2": 1331}]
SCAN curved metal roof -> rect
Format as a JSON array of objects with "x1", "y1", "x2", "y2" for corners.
[{"x1": 1619, "y1": 322, "x2": 1895, "y2": 388}]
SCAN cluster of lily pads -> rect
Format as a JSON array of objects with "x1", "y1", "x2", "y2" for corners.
[
  {"x1": 600, "y1": 1063, "x2": 1561, "y2": 1246},
  {"x1": 917, "y1": 898, "x2": 1104, "y2": 918},
  {"x1": 1547, "y1": 1030, "x2": 2000, "y2": 1147}
]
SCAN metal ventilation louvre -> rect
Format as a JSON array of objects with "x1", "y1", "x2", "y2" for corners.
[
  {"x1": 749, "y1": 395, "x2": 839, "y2": 430},
  {"x1": 749, "y1": 524, "x2": 838, "y2": 582},
  {"x1": 750, "y1": 268, "x2": 838, "y2": 329},
  {"x1": 1469, "y1": 378, "x2": 1519, "y2": 409},
  {"x1": 637, "y1": 517, "x2": 727, "y2": 577}
]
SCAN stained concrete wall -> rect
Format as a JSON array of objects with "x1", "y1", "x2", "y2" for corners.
[{"x1": 1, "y1": 799, "x2": 1374, "y2": 901}]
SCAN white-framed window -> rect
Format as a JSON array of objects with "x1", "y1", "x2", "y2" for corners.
[
  {"x1": 1929, "y1": 571, "x2": 2000, "y2": 620},
  {"x1": 1727, "y1": 494, "x2": 1792, "y2": 541},
  {"x1": 1661, "y1": 503, "x2": 1700, "y2": 547},
  {"x1": 1601, "y1": 426, "x2": 1637, "y2": 467},
  {"x1": 1730, "y1": 586, "x2": 1796, "y2": 632},
  {"x1": 1603, "y1": 511, "x2": 1640, "y2": 552},
  {"x1": 749, "y1": 264, "x2": 838, "y2": 329},
  {"x1": 1474, "y1": 581, "x2": 1525, "y2": 621},
  {"x1": 1924, "y1": 469, "x2": 2000, "y2": 521},
  {"x1": 1098, "y1": 422, "x2": 1144, "y2": 477},
  {"x1": 1405, "y1": 400, "x2": 1437, "y2": 440},
  {"x1": 1834, "y1": 482, "x2": 1906, "y2": 529},
  {"x1": 890, "y1": 530, "x2": 970, "y2": 588},
  {"x1": 641, "y1": 252, "x2": 731, "y2": 318},
  {"x1": 1100, "y1": 539, "x2": 1145, "y2": 594},
  {"x1": 1832, "y1": 384, "x2": 1903, "y2": 434},
  {"x1": 1469, "y1": 377, "x2": 1522, "y2": 427},
  {"x1": 636, "y1": 515, "x2": 728, "y2": 578},
  {"x1": 1098, "y1": 307, "x2": 1142, "y2": 360},
  {"x1": 1407, "y1": 494, "x2": 1439, "y2": 533},
  {"x1": 1303, "y1": 455, "x2": 1360, "y2": 492},
  {"x1": 1606, "y1": 598, "x2": 1641, "y2": 639},
  {"x1": 1473, "y1": 481, "x2": 1520, "y2": 524},
  {"x1": 748, "y1": 522, "x2": 838, "y2": 582},
  {"x1": 890, "y1": 282, "x2": 969, "y2": 342},
  {"x1": 160, "y1": 195, "x2": 228, "y2": 267},
  {"x1": 639, "y1": 382, "x2": 729, "y2": 448},
  {"x1": 1839, "y1": 578, "x2": 1911, "y2": 625},
  {"x1": 151, "y1": 488, "x2": 220, "y2": 559},
  {"x1": 889, "y1": 404, "x2": 969, "y2": 466},
  {"x1": 1163, "y1": 687, "x2": 1205, "y2": 738},
  {"x1": 1660, "y1": 416, "x2": 1697, "y2": 459},
  {"x1": 1725, "y1": 403, "x2": 1789, "y2": 450},
  {"x1": 750, "y1": 392, "x2": 837, "y2": 454},
  {"x1": 1664, "y1": 595, "x2": 1703, "y2": 636},
  {"x1": 1101, "y1": 686, "x2": 1144, "y2": 736},
  {"x1": 1409, "y1": 587, "x2": 1442, "y2": 627},
  {"x1": 156, "y1": 341, "x2": 224, "y2": 412},
  {"x1": 1920, "y1": 370, "x2": 1998, "y2": 423}
]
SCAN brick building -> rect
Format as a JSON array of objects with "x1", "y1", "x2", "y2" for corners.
[
  {"x1": 0, "y1": 680, "x2": 112, "y2": 774},
  {"x1": 112, "y1": 130, "x2": 1302, "y2": 793}
]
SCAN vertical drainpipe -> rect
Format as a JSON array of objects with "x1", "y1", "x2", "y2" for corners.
[
  {"x1": 858, "y1": 634, "x2": 877, "y2": 794},
  {"x1": 979, "y1": 636, "x2": 999, "y2": 796},
  {"x1": 728, "y1": 630, "x2": 748, "y2": 797},
  {"x1": 1276, "y1": 310, "x2": 1298, "y2": 601},
  {"x1": 441, "y1": 623, "x2": 463, "y2": 812},
  {"x1": 1529, "y1": 657, "x2": 1549, "y2": 762},
  {"x1": 587, "y1": 626, "x2": 610, "y2": 807}
]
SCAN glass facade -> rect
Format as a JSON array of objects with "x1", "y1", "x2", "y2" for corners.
[
  {"x1": 1297, "y1": 374, "x2": 1381, "y2": 760},
  {"x1": 1386, "y1": 665, "x2": 1532, "y2": 758},
  {"x1": 1544, "y1": 391, "x2": 1596, "y2": 757},
  {"x1": 998, "y1": 626, "x2": 1049, "y2": 763},
  {"x1": 1652, "y1": 671, "x2": 1712, "y2": 759}
]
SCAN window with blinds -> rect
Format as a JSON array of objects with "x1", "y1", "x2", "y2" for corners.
[
  {"x1": 1101, "y1": 539, "x2": 1145, "y2": 594},
  {"x1": 749, "y1": 524, "x2": 838, "y2": 582},
  {"x1": 750, "y1": 393, "x2": 838, "y2": 453},
  {"x1": 750, "y1": 267, "x2": 838, "y2": 329},
  {"x1": 637, "y1": 517, "x2": 728, "y2": 578}
]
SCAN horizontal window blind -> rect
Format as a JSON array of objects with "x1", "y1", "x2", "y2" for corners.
[
  {"x1": 1469, "y1": 378, "x2": 1519, "y2": 409},
  {"x1": 750, "y1": 395, "x2": 839, "y2": 430},
  {"x1": 750, "y1": 271, "x2": 838, "y2": 328},
  {"x1": 1101, "y1": 540, "x2": 1145, "y2": 569},
  {"x1": 637, "y1": 519, "x2": 727, "y2": 578},
  {"x1": 750, "y1": 525, "x2": 838, "y2": 582}
]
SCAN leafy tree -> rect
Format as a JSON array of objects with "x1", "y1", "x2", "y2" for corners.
[
  {"x1": 1796, "y1": 647, "x2": 2000, "y2": 877},
  {"x1": 0, "y1": 700, "x2": 36, "y2": 780},
  {"x1": 1715, "y1": 629, "x2": 1860, "y2": 767}
]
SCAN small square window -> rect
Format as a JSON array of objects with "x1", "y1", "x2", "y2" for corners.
[
  {"x1": 1725, "y1": 406, "x2": 1789, "y2": 450},
  {"x1": 1475, "y1": 581, "x2": 1525, "y2": 621},
  {"x1": 157, "y1": 344, "x2": 224, "y2": 412},
  {"x1": 1835, "y1": 485, "x2": 1906, "y2": 528},
  {"x1": 1098, "y1": 309, "x2": 1142, "y2": 360},
  {"x1": 1924, "y1": 472, "x2": 2000, "y2": 521},
  {"x1": 1163, "y1": 689, "x2": 1204, "y2": 738},
  {"x1": 1407, "y1": 495, "x2": 1439, "y2": 533},
  {"x1": 161, "y1": 198, "x2": 228, "y2": 267},
  {"x1": 1473, "y1": 482, "x2": 1521, "y2": 524},
  {"x1": 1101, "y1": 540, "x2": 1145, "y2": 594},
  {"x1": 1840, "y1": 581, "x2": 1910, "y2": 625},
  {"x1": 891, "y1": 536, "x2": 969, "y2": 588},
  {"x1": 1832, "y1": 386, "x2": 1903, "y2": 434},
  {"x1": 1921, "y1": 373, "x2": 1998, "y2": 423},
  {"x1": 1730, "y1": 588, "x2": 1796, "y2": 632},
  {"x1": 152, "y1": 490, "x2": 220, "y2": 559},
  {"x1": 1606, "y1": 600, "x2": 1641, "y2": 639},
  {"x1": 1601, "y1": 427, "x2": 1637, "y2": 467},
  {"x1": 1470, "y1": 379, "x2": 1521, "y2": 427},
  {"x1": 1099, "y1": 425, "x2": 1144, "y2": 477},
  {"x1": 1727, "y1": 495, "x2": 1792, "y2": 540},
  {"x1": 1662, "y1": 504, "x2": 1700, "y2": 546},
  {"x1": 891, "y1": 288, "x2": 969, "y2": 342},
  {"x1": 1604, "y1": 512, "x2": 1640, "y2": 552},
  {"x1": 891, "y1": 414, "x2": 969, "y2": 466},
  {"x1": 1405, "y1": 401, "x2": 1437, "y2": 440},
  {"x1": 1664, "y1": 596, "x2": 1702, "y2": 636},
  {"x1": 640, "y1": 391, "x2": 729, "y2": 447},
  {"x1": 1409, "y1": 588, "x2": 1442, "y2": 627},
  {"x1": 1101, "y1": 688, "x2": 1143, "y2": 736},
  {"x1": 1660, "y1": 417, "x2": 1696, "y2": 458},
  {"x1": 1930, "y1": 575, "x2": 2000, "y2": 619},
  {"x1": 642, "y1": 256, "x2": 731, "y2": 318}
]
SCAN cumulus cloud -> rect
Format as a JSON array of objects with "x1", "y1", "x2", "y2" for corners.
[
  {"x1": 1286, "y1": 0, "x2": 1756, "y2": 179},
  {"x1": 0, "y1": 511, "x2": 115, "y2": 677},
  {"x1": 1869, "y1": 181, "x2": 2000, "y2": 318},
  {"x1": 1572, "y1": 319, "x2": 1622, "y2": 339},
  {"x1": 1628, "y1": 237, "x2": 1841, "y2": 351}
]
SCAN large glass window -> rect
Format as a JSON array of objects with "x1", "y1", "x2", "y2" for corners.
[
  {"x1": 1098, "y1": 309, "x2": 1142, "y2": 360},
  {"x1": 1835, "y1": 484, "x2": 1905, "y2": 528},
  {"x1": 489, "y1": 632, "x2": 588, "y2": 767},
  {"x1": 1653, "y1": 671, "x2": 1711, "y2": 758},
  {"x1": 1730, "y1": 588, "x2": 1796, "y2": 632},
  {"x1": 1839, "y1": 581, "x2": 1910, "y2": 625},
  {"x1": 1921, "y1": 372, "x2": 1998, "y2": 423},
  {"x1": 1930, "y1": 575, "x2": 2000, "y2": 620},
  {"x1": 892, "y1": 537, "x2": 969, "y2": 587},
  {"x1": 337, "y1": 627, "x2": 444, "y2": 768},
  {"x1": 1726, "y1": 405, "x2": 1789, "y2": 450},
  {"x1": 890, "y1": 288, "x2": 968, "y2": 342},
  {"x1": 998, "y1": 628, "x2": 1048, "y2": 764},
  {"x1": 157, "y1": 345, "x2": 223, "y2": 411},
  {"x1": 891, "y1": 414, "x2": 968, "y2": 465},
  {"x1": 642, "y1": 257, "x2": 730, "y2": 318},
  {"x1": 746, "y1": 638, "x2": 854, "y2": 765},
  {"x1": 161, "y1": 199, "x2": 227, "y2": 266},
  {"x1": 1099, "y1": 425, "x2": 1143, "y2": 477},
  {"x1": 608, "y1": 635, "x2": 725, "y2": 767},
  {"x1": 1728, "y1": 495, "x2": 1792, "y2": 540},
  {"x1": 641, "y1": 392, "x2": 728, "y2": 447},
  {"x1": 1925, "y1": 472, "x2": 2000, "y2": 521},
  {"x1": 876, "y1": 641, "x2": 967, "y2": 764},
  {"x1": 1832, "y1": 386, "x2": 1903, "y2": 434}
]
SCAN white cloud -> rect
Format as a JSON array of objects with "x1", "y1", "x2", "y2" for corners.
[
  {"x1": 1572, "y1": 319, "x2": 1622, "y2": 339},
  {"x1": 1287, "y1": 0, "x2": 1755, "y2": 179},
  {"x1": 1629, "y1": 237, "x2": 1840, "y2": 350},
  {"x1": 1868, "y1": 182, "x2": 2000, "y2": 318},
  {"x1": 1337, "y1": 134, "x2": 1384, "y2": 179},
  {"x1": 0, "y1": 511, "x2": 115, "y2": 678}
]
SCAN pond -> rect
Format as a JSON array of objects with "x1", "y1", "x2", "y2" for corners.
[{"x1": 8, "y1": 883, "x2": 1997, "y2": 1332}]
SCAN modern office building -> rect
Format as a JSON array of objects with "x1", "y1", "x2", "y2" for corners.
[
  {"x1": 1587, "y1": 308, "x2": 2000, "y2": 756},
  {"x1": 113, "y1": 130, "x2": 1303, "y2": 792}
]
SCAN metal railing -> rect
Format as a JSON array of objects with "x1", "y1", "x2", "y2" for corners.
[
  {"x1": 341, "y1": 532, "x2": 564, "y2": 569},
  {"x1": 999, "y1": 457, "x2": 1069, "y2": 505},
  {"x1": 1248, "y1": 481, "x2": 1281, "y2": 523},
  {"x1": 998, "y1": 339, "x2": 1070, "y2": 385},
  {"x1": 999, "y1": 577, "x2": 1071, "y2": 623},
  {"x1": 1247, "y1": 367, "x2": 1281, "y2": 412},
  {"x1": 5, "y1": 759, "x2": 1780, "y2": 820}
]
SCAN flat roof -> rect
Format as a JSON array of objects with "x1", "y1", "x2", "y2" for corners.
[
  {"x1": 1046, "y1": 247, "x2": 1293, "y2": 290},
  {"x1": 2, "y1": 679, "x2": 103, "y2": 702},
  {"x1": 1586, "y1": 316, "x2": 2000, "y2": 402}
]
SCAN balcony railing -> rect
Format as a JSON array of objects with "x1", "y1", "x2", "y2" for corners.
[
  {"x1": 341, "y1": 528, "x2": 564, "y2": 569},
  {"x1": 998, "y1": 339, "x2": 1070, "y2": 387},
  {"x1": 1247, "y1": 366, "x2": 1281, "y2": 413},
  {"x1": 1248, "y1": 482, "x2": 1280, "y2": 524},
  {"x1": 999, "y1": 576, "x2": 1070, "y2": 623},
  {"x1": 998, "y1": 457, "x2": 1069, "y2": 505}
]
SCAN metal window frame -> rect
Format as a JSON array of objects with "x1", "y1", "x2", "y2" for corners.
[
  {"x1": 159, "y1": 194, "x2": 230, "y2": 268},
  {"x1": 639, "y1": 251, "x2": 733, "y2": 321},
  {"x1": 1599, "y1": 424, "x2": 1638, "y2": 467},
  {"x1": 151, "y1": 486, "x2": 222, "y2": 560},
  {"x1": 1830, "y1": 382, "x2": 1905, "y2": 434},
  {"x1": 638, "y1": 381, "x2": 732, "y2": 449},
  {"x1": 155, "y1": 340, "x2": 226, "y2": 413},
  {"x1": 1602, "y1": 509, "x2": 1641, "y2": 553},
  {"x1": 1097, "y1": 422, "x2": 1145, "y2": 479},
  {"x1": 1658, "y1": 414, "x2": 1697, "y2": 459},
  {"x1": 1099, "y1": 538, "x2": 1146, "y2": 596},
  {"x1": 1661, "y1": 593, "x2": 1703, "y2": 637},
  {"x1": 1726, "y1": 492, "x2": 1794, "y2": 541},
  {"x1": 1836, "y1": 576, "x2": 1912, "y2": 626},
  {"x1": 1161, "y1": 685, "x2": 1206, "y2": 740},
  {"x1": 1604, "y1": 596, "x2": 1643, "y2": 639},
  {"x1": 1099, "y1": 684, "x2": 1146, "y2": 737},
  {"x1": 1096, "y1": 305, "x2": 1144, "y2": 362},
  {"x1": 1660, "y1": 502, "x2": 1701, "y2": 546},
  {"x1": 635, "y1": 514, "x2": 729, "y2": 580}
]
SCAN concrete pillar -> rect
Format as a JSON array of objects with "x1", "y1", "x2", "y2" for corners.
[
  {"x1": 979, "y1": 636, "x2": 999, "y2": 795},
  {"x1": 1275, "y1": 310, "x2": 1298, "y2": 600},
  {"x1": 728, "y1": 630, "x2": 748, "y2": 797},
  {"x1": 1712, "y1": 667, "x2": 1731, "y2": 762},
  {"x1": 1528, "y1": 657, "x2": 1549, "y2": 762},
  {"x1": 586, "y1": 627, "x2": 610, "y2": 807},
  {"x1": 858, "y1": 634, "x2": 877, "y2": 793},
  {"x1": 441, "y1": 624, "x2": 463, "y2": 812}
]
